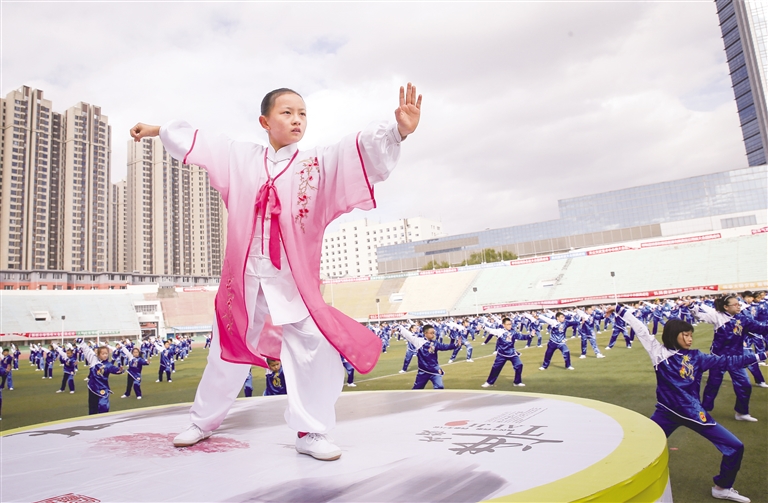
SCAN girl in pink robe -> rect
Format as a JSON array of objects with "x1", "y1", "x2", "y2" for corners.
[{"x1": 131, "y1": 84, "x2": 422, "y2": 460}]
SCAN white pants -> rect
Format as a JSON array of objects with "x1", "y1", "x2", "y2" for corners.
[{"x1": 190, "y1": 286, "x2": 345, "y2": 433}]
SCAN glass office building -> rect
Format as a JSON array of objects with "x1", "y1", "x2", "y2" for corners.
[
  {"x1": 376, "y1": 166, "x2": 767, "y2": 274},
  {"x1": 717, "y1": 0, "x2": 768, "y2": 166}
]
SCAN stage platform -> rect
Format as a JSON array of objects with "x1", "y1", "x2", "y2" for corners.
[{"x1": 2, "y1": 390, "x2": 671, "y2": 503}]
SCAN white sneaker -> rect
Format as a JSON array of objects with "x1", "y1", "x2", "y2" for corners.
[
  {"x1": 492, "y1": 351, "x2": 497, "y2": 355},
  {"x1": 537, "y1": 345, "x2": 542, "y2": 348},
  {"x1": 579, "y1": 355, "x2": 586, "y2": 359},
  {"x1": 481, "y1": 382, "x2": 492, "y2": 388},
  {"x1": 168, "y1": 380, "x2": 172, "y2": 382},
  {"x1": 398, "y1": 370, "x2": 406, "y2": 374},
  {"x1": 346, "y1": 382, "x2": 357, "y2": 387},
  {"x1": 481, "y1": 342, "x2": 486, "y2": 345},
  {"x1": 605, "y1": 346, "x2": 612, "y2": 350},
  {"x1": 70, "y1": 391, "x2": 74, "y2": 394},
  {"x1": 137, "y1": 396, "x2": 142, "y2": 399},
  {"x1": 295, "y1": 433, "x2": 341, "y2": 461},
  {"x1": 466, "y1": 359, "x2": 474, "y2": 362},
  {"x1": 121, "y1": 394, "x2": 127, "y2": 398},
  {"x1": 567, "y1": 366, "x2": 575, "y2": 370},
  {"x1": 447, "y1": 360, "x2": 454, "y2": 364},
  {"x1": 539, "y1": 366, "x2": 546, "y2": 371},
  {"x1": 56, "y1": 390, "x2": 63, "y2": 393},
  {"x1": 759, "y1": 362, "x2": 767, "y2": 367},
  {"x1": 711, "y1": 486, "x2": 751, "y2": 502},
  {"x1": 734, "y1": 413, "x2": 758, "y2": 422},
  {"x1": 596, "y1": 354, "x2": 606, "y2": 358},
  {"x1": 173, "y1": 424, "x2": 212, "y2": 447},
  {"x1": 513, "y1": 383, "x2": 526, "y2": 387},
  {"x1": 156, "y1": 380, "x2": 160, "y2": 382},
  {"x1": 8, "y1": 388, "x2": 12, "y2": 390},
  {"x1": 755, "y1": 382, "x2": 768, "y2": 388}
]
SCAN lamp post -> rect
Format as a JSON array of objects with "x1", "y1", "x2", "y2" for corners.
[
  {"x1": 472, "y1": 287, "x2": 478, "y2": 317},
  {"x1": 376, "y1": 298, "x2": 380, "y2": 328},
  {"x1": 611, "y1": 271, "x2": 617, "y2": 302},
  {"x1": 61, "y1": 315, "x2": 66, "y2": 346}
]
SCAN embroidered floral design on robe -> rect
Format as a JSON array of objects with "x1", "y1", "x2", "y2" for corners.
[{"x1": 295, "y1": 157, "x2": 319, "y2": 231}]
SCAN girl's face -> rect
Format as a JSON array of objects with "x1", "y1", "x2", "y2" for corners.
[
  {"x1": 723, "y1": 297, "x2": 741, "y2": 316},
  {"x1": 676, "y1": 331, "x2": 693, "y2": 350},
  {"x1": 97, "y1": 348, "x2": 110, "y2": 361},
  {"x1": 261, "y1": 93, "x2": 306, "y2": 150}
]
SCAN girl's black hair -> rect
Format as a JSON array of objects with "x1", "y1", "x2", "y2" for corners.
[
  {"x1": 714, "y1": 294, "x2": 738, "y2": 313},
  {"x1": 661, "y1": 318, "x2": 694, "y2": 350},
  {"x1": 260, "y1": 88, "x2": 302, "y2": 116}
]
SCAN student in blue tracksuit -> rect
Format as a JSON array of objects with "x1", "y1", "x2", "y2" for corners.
[
  {"x1": 243, "y1": 369, "x2": 254, "y2": 397},
  {"x1": 341, "y1": 355, "x2": 356, "y2": 387},
  {"x1": 121, "y1": 347, "x2": 150, "y2": 399},
  {"x1": 55, "y1": 346, "x2": 77, "y2": 393},
  {"x1": 693, "y1": 295, "x2": 768, "y2": 422},
  {"x1": 264, "y1": 358, "x2": 287, "y2": 396},
  {"x1": 79, "y1": 340, "x2": 124, "y2": 414},
  {"x1": 155, "y1": 340, "x2": 174, "y2": 383},
  {"x1": 605, "y1": 308, "x2": 632, "y2": 349},
  {"x1": 398, "y1": 324, "x2": 462, "y2": 389},
  {"x1": 480, "y1": 317, "x2": 527, "y2": 387},
  {"x1": 43, "y1": 345, "x2": 56, "y2": 379},
  {"x1": 539, "y1": 312, "x2": 574, "y2": 370},
  {"x1": 608, "y1": 304, "x2": 765, "y2": 503},
  {"x1": 0, "y1": 348, "x2": 13, "y2": 391},
  {"x1": 400, "y1": 324, "x2": 421, "y2": 374},
  {"x1": 447, "y1": 319, "x2": 473, "y2": 363},
  {"x1": 577, "y1": 307, "x2": 605, "y2": 359}
]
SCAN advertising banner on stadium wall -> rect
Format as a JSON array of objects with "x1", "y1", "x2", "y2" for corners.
[
  {"x1": 640, "y1": 233, "x2": 721, "y2": 248},
  {"x1": 407, "y1": 309, "x2": 449, "y2": 317},
  {"x1": 719, "y1": 281, "x2": 768, "y2": 290},
  {"x1": 418, "y1": 268, "x2": 458, "y2": 275},
  {"x1": 369, "y1": 312, "x2": 408, "y2": 320},
  {"x1": 752, "y1": 227, "x2": 768, "y2": 235},
  {"x1": 323, "y1": 276, "x2": 371, "y2": 284},
  {"x1": 481, "y1": 284, "x2": 720, "y2": 310},
  {"x1": 510, "y1": 257, "x2": 550, "y2": 266},
  {"x1": 586, "y1": 245, "x2": 634, "y2": 256}
]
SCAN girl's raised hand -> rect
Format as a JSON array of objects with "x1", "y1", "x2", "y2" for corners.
[
  {"x1": 130, "y1": 123, "x2": 161, "y2": 142},
  {"x1": 395, "y1": 83, "x2": 422, "y2": 140}
]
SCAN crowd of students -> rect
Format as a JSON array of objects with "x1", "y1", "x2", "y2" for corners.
[{"x1": 2, "y1": 291, "x2": 766, "y2": 501}]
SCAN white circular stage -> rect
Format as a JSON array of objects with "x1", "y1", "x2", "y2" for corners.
[{"x1": 2, "y1": 391, "x2": 671, "y2": 503}]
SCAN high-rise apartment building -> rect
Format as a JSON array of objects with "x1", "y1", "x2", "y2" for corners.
[
  {"x1": 111, "y1": 179, "x2": 127, "y2": 273},
  {"x1": 717, "y1": 0, "x2": 768, "y2": 166},
  {"x1": 122, "y1": 137, "x2": 226, "y2": 276},
  {"x1": 60, "y1": 101, "x2": 112, "y2": 272},
  {"x1": 0, "y1": 86, "x2": 111, "y2": 272},
  {"x1": 320, "y1": 217, "x2": 443, "y2": 278}
]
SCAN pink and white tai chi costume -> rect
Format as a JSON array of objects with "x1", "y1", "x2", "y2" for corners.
[{"x1": 159, "y1": 119, "x2": 402, "y2": 443}]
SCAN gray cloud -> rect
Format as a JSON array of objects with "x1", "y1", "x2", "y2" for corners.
[{"x1": 1, "y1": 2, "x2": 745, "y2": 236}]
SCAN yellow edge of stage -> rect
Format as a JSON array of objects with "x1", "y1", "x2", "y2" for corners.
[
  {"x1": 479, "y1": 391, "x2": 668, "y2": 503},
  {"x1": 2, "y1": 390, "x2": 668, "y2": 503}
]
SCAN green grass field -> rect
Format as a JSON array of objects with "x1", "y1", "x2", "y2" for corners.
[{"x1": 2, "y1": 324, "x2": 766, "y2": 503}]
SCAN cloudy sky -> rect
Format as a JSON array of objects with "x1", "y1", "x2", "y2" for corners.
[{"x1": 1, "y1": 2, "x2": 744, "y2": 236}]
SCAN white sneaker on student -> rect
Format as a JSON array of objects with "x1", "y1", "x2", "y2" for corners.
[
  {"x1": 137, "y1": 396, "x2": 142, "y2": 399},
  {"x1": 120, "y1": 394, "x2": 127, "y2": 398},
  {"x1": 711, "y1": 486, "x2": 750, "y2": 502},
  {"x1": 56, "y1": 390, "x2": 63, "y2": 393},
  {"x1": 596, "y1": 354, "x2": 606, "y2": 358},
  {"x1": 466, "y1": 359, "x2": 474, "y2": 362},
  {"x1": 567, "y1": 366, "x2": 575, "y2": 370},
  {"x1": 447, "y1": 360, "x2": 454, "y2": 364},
  {"x1": 759, "y1": 362, "x2": 767, "y2": 367},
  {"x1": 579, "y1": 355, "x2": 586, "y2": 359},
  {"x1": 398, "y1": 370, "x2": 406, "y2": 374},
  {"x1": 537, "y1": 345, "x2": 542, "y2": 348},
  {"x1": 734, "y1": 413, "x2": 758, "y2": 422},
  {"x1": 605, "y1": 346, "x2": 612, "y2": 350},
  {"x1": 295, "y1": 433, "x2": 341, "y2": 461},
  {"x1": 346, "y1": 382, "x2": 357, "y2": 387},
  {"x1": 481, "y1": 342, "x2": 486, "y2": 345},
  {"x1": 539, "y1": 366, "x2": 546, "y2": 371},
  {"x1": 481, "y1": 382, "x2": 492, "y2": 388},
  {"x1": 755, "y1": 382, "x2": 768, "y2": 388},
  {"x1": 70, "y1": 391, "x2": 74, "y2": 394},
  {"x1": 492, "y1": 351, "x2": 497, "y2": 355},
  {"x1": 513, "y1": 383, "x2": 526, "y2": 387},
  {"x1": 173, "y1": 424, "x2": 212, "y2": 447}
]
